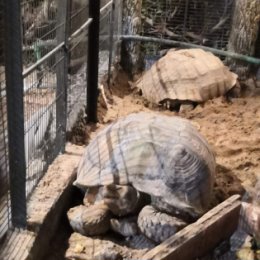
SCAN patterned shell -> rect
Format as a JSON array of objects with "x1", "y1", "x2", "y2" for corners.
[
  {"x1": 75, "y1": 112, "x2": 216, "y2": 216},
  {"x1": 136, "y1": 49, "x2": 238, "y2": 104}
]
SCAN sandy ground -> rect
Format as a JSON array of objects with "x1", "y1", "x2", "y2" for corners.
[
  {"x1": 70, "y1": 68, "x2": 260, "y2": 207},
  {"x1": 53, "y1": 68, "x2": 260, "y2": 260}
]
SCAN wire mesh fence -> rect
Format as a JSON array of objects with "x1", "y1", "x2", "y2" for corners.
[
  {"x1": 141, "y1": 0, "x2": 235, "y2": 69},
  {"x1": 99, "y1": 0, "x2": 122, "y2": 83},
  {"x1": 67, "y1": 0, "x2": 89, "y2": 131},
  {"x1": 21, "y1": 0, "x2": 58, "y2": 65},
  {"x1": 21, "y1": 0, "x2": 67, "y2": 198},
  {"x1": 99, "y1": 0, "x2": 122, "y2": 85},
  {"x1": 0, "y1": 0, "x2": 121, "y2": 241},
  {"x1": 23, "y1": 54, "x2": 60, "y2": 197},
  {"x1": 99, "y1": 1, "x2": 113, "y2": 82}
]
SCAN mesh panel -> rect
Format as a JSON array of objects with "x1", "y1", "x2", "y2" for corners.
[
  {"x1": 21, "y1": 0, "x2": 66, "y2": 197},
  {"x1": 67, "y1": 0, "x2": 89, "y2": 131},
  {"x1": 23, "y1": 54, "x2": 59, "y2": 197},
  {"x1": 21, "y1": 0, "x2": 58, "y2": 65},
  {"x1": 99, "y1": 0, "x2": 122, "y2": 83},
  {"x1": 99, "y1": 1, "x2": 112, "y2": 82},
  {"x1": 141, "y1": 0, "x2": 235, "y2": 67}
]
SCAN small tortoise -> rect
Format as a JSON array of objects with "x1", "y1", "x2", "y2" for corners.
[
  {"x1": 69, "y1": 112, "x2": 216, "y2": 243},
  {"x1": 136, "y1": 48, "x2": 239, "y2": 111}
]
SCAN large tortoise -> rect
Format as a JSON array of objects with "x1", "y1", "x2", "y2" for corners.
[
  {"x1": 69, "y1": 112, "x2": 216, "y2": 244},
  {"x1": 136, "y1": 48, "x2": 239, "y2": 111}
]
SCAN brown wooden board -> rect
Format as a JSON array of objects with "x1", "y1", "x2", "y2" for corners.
[{"x1": 142, "y1": 195, "x2": 241, "y2": 260}]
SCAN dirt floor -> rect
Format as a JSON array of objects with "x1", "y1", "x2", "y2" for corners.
[
  {"x1": 46, "y1": 66, "x2": 260, "y2": 260},
  {"x1": 69, "y1": 68, "x2": 260, "y2": 207}
]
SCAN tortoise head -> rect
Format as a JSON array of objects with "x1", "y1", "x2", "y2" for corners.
[{"x1": 102, "y1": 184, "x2": 140, "y2": 216}]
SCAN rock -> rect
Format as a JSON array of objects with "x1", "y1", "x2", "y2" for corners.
[
  {"x1": 65, "y1": 233, "x2": 145, "y2": 260},
  {"x1": 236, "y1": 248, "x2": 255, "y2": 260},
  {"x1": 65, "y1": 233, "x2": 122, "y2": 260}
]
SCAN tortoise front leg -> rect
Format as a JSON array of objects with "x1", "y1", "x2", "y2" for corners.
[{"x1": 137, "y1": 205, "x2": 187, "y2": 244}]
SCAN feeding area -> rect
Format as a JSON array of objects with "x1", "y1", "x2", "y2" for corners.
[{"x1": 0, "y1": 0, "x2": 260, "y2": 260}]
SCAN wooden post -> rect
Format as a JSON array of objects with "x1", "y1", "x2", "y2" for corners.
[{"x1": 227, "y1": 0, "x2": 260, "y2": 79}]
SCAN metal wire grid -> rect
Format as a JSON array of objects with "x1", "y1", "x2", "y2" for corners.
[
  {"x1": 99, "y1": 1, "x2": 113, "y2": 82},
  {"x1": 111, "y1": 0, "x2": 122, "y2": 53},
  {"x1": 21, "y1": 0, "x2": 58, "y2": 67},
  {"x1": 110, "y1": 0, "x2": 123, "y2": 60},
  {"x1": 66, "y1": 0, "x2": 89, "y2": 131},
  {"x1": 70, "y1": 1, "x2": 89, "y2": 35},
  {"x1": 0, "y1": 67, "x2": 11, "y2": 243},
  {"x1": 99, "y1": 0, "x2": 123, "y2": 83},
  {"x1": 141, "y1": 0, "x2": 235, "y2": 66},
  {"x1": 66, "y1": 0, "x2": 121, "y2": 128},
  {"x1": 21, "y1": 0, "x2": 67, "y2": 198},
  {"x1": 23, "y1": 57, "x2": 59, "y2": 197},
  {"x1": 0, "y1": 0, "x2": 11, "y2": 241},
  {"x1": 18, "y1": 0, "x2": 122, "y2": 200}
]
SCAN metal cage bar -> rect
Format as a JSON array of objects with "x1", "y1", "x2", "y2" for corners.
[
  {"x1": 87, "y1": 0, "x2": 101, "y2": 123},
  {"x1": 0, "y1": 0, "x2": 11, "y2": 240},
  {"x1": 4, "y1": 0, "x2": 27, "y2": 228}
]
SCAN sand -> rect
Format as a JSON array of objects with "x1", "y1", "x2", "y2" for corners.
[{"x1": 69, "y1": 68, "x2": 260, "y2": 207}]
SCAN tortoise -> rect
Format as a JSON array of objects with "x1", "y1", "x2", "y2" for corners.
[
  {"x1": 135, "y1": 48, "x2": 239, "y2": 111},
  {"x1": 69, "y1": 112, "x2": 216, "y2": 244}
]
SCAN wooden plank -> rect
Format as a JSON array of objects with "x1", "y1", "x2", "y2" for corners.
[{"x1": 142, "y1": 195, "x2": 241, "y2": 260}]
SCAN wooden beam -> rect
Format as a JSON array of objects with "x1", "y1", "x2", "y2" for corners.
[{"x1": 142, "y1": 195, "x2": 241, "y2": 260}]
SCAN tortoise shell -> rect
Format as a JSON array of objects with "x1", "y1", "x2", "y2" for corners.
[
  {"x1": 74, "y1": 112, "x2": 216, "y2": 216},
  {"x1": 136, "y1": 49, "x2": 238, "y2": 105}
]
